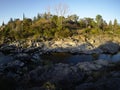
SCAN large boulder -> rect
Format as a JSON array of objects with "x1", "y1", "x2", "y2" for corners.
[
  {"x1": 99, "y1": 41, "x2": 120, "y2": 54},
  {"x1": 0, "y1": 44, "x2": 17, "y2": 54},
  {"x1": 28, "y1": 63, "x2": 84, "y2": 89},
  {"x1": 76, "y1": 75, "x2": 120, "y2": 90},
  {"x1": 76, "y1": 60, "x2": 113, "y2": 73},
  {"x1": 14, "y1": 53, "x2": 31, "y2": 61}
]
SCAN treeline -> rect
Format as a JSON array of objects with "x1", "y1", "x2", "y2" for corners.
[{"x1": 0, "y1": 13, "x2": 120, "y2": 43}]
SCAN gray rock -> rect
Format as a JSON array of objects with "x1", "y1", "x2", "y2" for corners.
[
  {"x1": 99, "y1": 41, "x2": 120, "y2": 54},
  {"x1": 29, "y1": 66, "x2": 43, "y2": 80},
  {"x1": 76, "y1": 78, "x2": 120, "y2": 90},
  {"x1": 7, "y1": 60, "x2": 25, "y2": 67},
  {"x1": 0, "y1": 44, "x2": 22, "y2": 54},
  {"x1": 24, "y1": 47, "x2": 40, "y2": 53},
  {"x1": 28, "y1": 63, "x2": 84, "y2": 89},
  {"x1": 32, "y1": 54, "x2": 41, "y2": 60},
  {"x1": 76, "y1": 83, "x2": 94, "y2": 90},
  {"x1": 76, "y1": 60, "x2": 112, "y2": 72},
  {"x1": 95, "y1": 78, "x2": 120, "y2": 90},
  {"x1": 28, "y1": 87, "x2": 43, "y2": 90},
  {"x1": 14, "y1": 53, "x2": 30, "y2": 61}
]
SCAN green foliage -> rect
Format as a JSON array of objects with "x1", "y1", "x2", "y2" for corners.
[
  {"x1": 55, "y1": 28, "x2": 72, "y2": 38},
  {"x1": 0, "y1": 13, "x2": 120, "y2": 43}
]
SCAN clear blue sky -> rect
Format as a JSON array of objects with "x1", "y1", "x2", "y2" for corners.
[{"x1": 0, "y1": 0, "x2": 120, "y2": 25}]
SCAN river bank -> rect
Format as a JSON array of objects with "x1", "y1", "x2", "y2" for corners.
[{"x1": 0, "y1": 35, "x2": 120, "y2": 90}]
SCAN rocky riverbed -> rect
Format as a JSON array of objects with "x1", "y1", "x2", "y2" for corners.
[{"x1": 1, "y1": 36, "x2": 120, "y2": 90}]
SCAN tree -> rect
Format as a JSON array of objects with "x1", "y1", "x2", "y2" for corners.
[
  {"x1": 2, "y1": 21, "x2": 5, "y2": 26},
  {"x1": 95, "y1": 14, "x2": 103, "y2": 29},
  {"x1": 102, "y1": 20, "x2": 107, "y2": 31},
  {"x1": 79, "y1": 19, "x2": 86, "y2": 28},
  {"x1": 8, "y1": 18, "x2": 13, "y2": 23},
  {"x1": 37, "y1": 13, "x2": 41, "y2": 20},
  {"x1": 108, "y1": 20, "x2": 112, "y2": 30},
  {"x1": 67, "y1": 14, "x2": 79, "y2": 22},
  {"x1": 55, "y1": 3, "x2": 69, "y2": 30},
  {"x1": 23, "y1": 13, "x2": 26, "y2": 20},
  {"x1": 45, "y1": 6, "x2": 51, "y2": 21},
  {"x1": 84, "y1": 17, "x2": 94, "y2": 28},
  {"x1": 113, "y1": 19, "x2": 118, "y2": 31}
]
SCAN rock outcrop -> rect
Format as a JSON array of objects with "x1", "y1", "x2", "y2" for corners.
[
  {"x1": 0, "y1": 56, "x2": 118, "y2": 90},
  {"x1": 6, "y1": 37, "x2": 120, "y2": 54},
  {"x1": 0, "y1": 36, "x2": 120, "y2": 90}
]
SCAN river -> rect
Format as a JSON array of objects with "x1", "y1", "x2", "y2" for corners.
[
  {"x1": 1, "y1": 52, "x2": 120, "y2": 65},
  {"x1": 41, "y1": 52, "x2": 120, "y2": 64}
]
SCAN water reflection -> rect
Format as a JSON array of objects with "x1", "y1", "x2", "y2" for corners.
[
  {"x1": 111, "y1": 53, "x2": 120, "y2": 62},
  {"x1": 98, "y1": 54, "x2": 111, "y2": 61},
  {"x1": 41, "y1": 52, "x2": 120, "y2": 64},
  {"x1": 41, "y1": 53, "x2": 95, "y2": 64},
  {"x1": 0, "y1": 52, "x2": 13, "y2": 64}
]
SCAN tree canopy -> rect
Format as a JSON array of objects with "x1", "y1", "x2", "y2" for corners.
[{"x1": 0, "y1": 13, "x2": 120, "y2": 43}]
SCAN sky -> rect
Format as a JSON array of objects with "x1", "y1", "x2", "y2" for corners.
[{"x1": 0, "y1": 0, "x2": 120, "y2": 25}]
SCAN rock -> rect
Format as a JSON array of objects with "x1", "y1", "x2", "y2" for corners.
[
  {"x1": 0, "y1": 44, "x2": 17, "y2": 54},
  {"x1": 76, "y1": 83, "x2": 94, "y2": 90},
  {"x1": 6, "y1": 71, "x2": 20, "y2": 80},
  {"x1": 31, "y1": 53, "x2": 41, "y2": 62},
  {"x1": 24, "y1": 47, "x2": 40, "y2": 53},
  {"x1": 28, "y1": 87, "x2": 43, "y2": 90},
  {"x1": 28, "y1": 63, "x2": 84, "y2": 89},
  {"x1": 29, "y1": 66, "x2": 43, "y2": 80},
  {"x1": 109, "y1": 71, "x2": 120, "y2": 77},
  {"x1": 76, "y1": 60, "x2": 113, "y2": 72},
  {"x1": 7, "y1": 60, "x2": 25, "y2": 67},
  {"x1": 83, "y1": 48, "x2": 103, "y2": 54},
  {"x1": 99, "y1": 41, "x2": 120, "y2": 54},
  {"x1": 95, "y1": 78, "x2": 120, "y2": 90},
  {"x1": 14, "y1": 53, "x2": 31, "y2": 61},
  {"x1": 76, "y1": 77, "x2": 120, "y2": 90},
  {"x1": 94, "y1": 59, "x2": 112, "y2": 66}
]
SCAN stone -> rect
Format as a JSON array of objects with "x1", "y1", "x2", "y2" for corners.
[
  {"x1": 14, "y1": 53, "x2": 30, "y2": 61},
  {"x1": 76, "y1": 78, "x2": 120, "y2": 90},
  {"x1": 0, "y1": 44, "x2": 17, "y2": 54},
  {"x1": 28, "y1": 63, "x2": 84, "y2": 89},
  {"x1": 99, "y1": 41, "x2": 120, "y2": 54},
  {"x1": 32, "y1": 54, "x2": 40, "y2": 60},
  {"x1": 76, "y1": 60, "x2": 112, "y2": 72},
  {"x1": 29, "y1": 66, "x2": 43, "y2": 81},
  {"x1": 7, "y1": 60, "x2": 25, "y2": 67},
  {"x1": 76, "y1": 83, "x2": 94, "y2": 90}
]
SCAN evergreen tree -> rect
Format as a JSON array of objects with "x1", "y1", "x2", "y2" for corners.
[
  {"x1": 113, "y1": 19, "x2": 118, "y2": 31},
  {"x1": 109, "y1": 20, "x2": 112, "y2": 30}
]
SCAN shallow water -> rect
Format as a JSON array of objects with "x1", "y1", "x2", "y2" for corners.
[
  {"x1": 41, "y1": 52, "x2": 120, "y2": 64},
  {"x1": 1, "y1": 52, "x2": 120, "y2": 64},
  {"x1": 0, "y1": 52, "x2": 13, "y2": 64},
  {"x1": 41, "y1": 53, "x2": 93, "y2": 64}
]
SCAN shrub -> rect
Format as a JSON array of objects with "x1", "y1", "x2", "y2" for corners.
[{"x1": 55, "y1": 28, "x2": 72, "y2": 38}]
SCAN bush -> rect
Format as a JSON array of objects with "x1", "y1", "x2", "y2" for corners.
[
  {"x1": 55, "y1": 28, "x2": 72, "y2": 38},
  {"x1": 43, "y1": 29, "x2": 55, "y2": 38}
]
